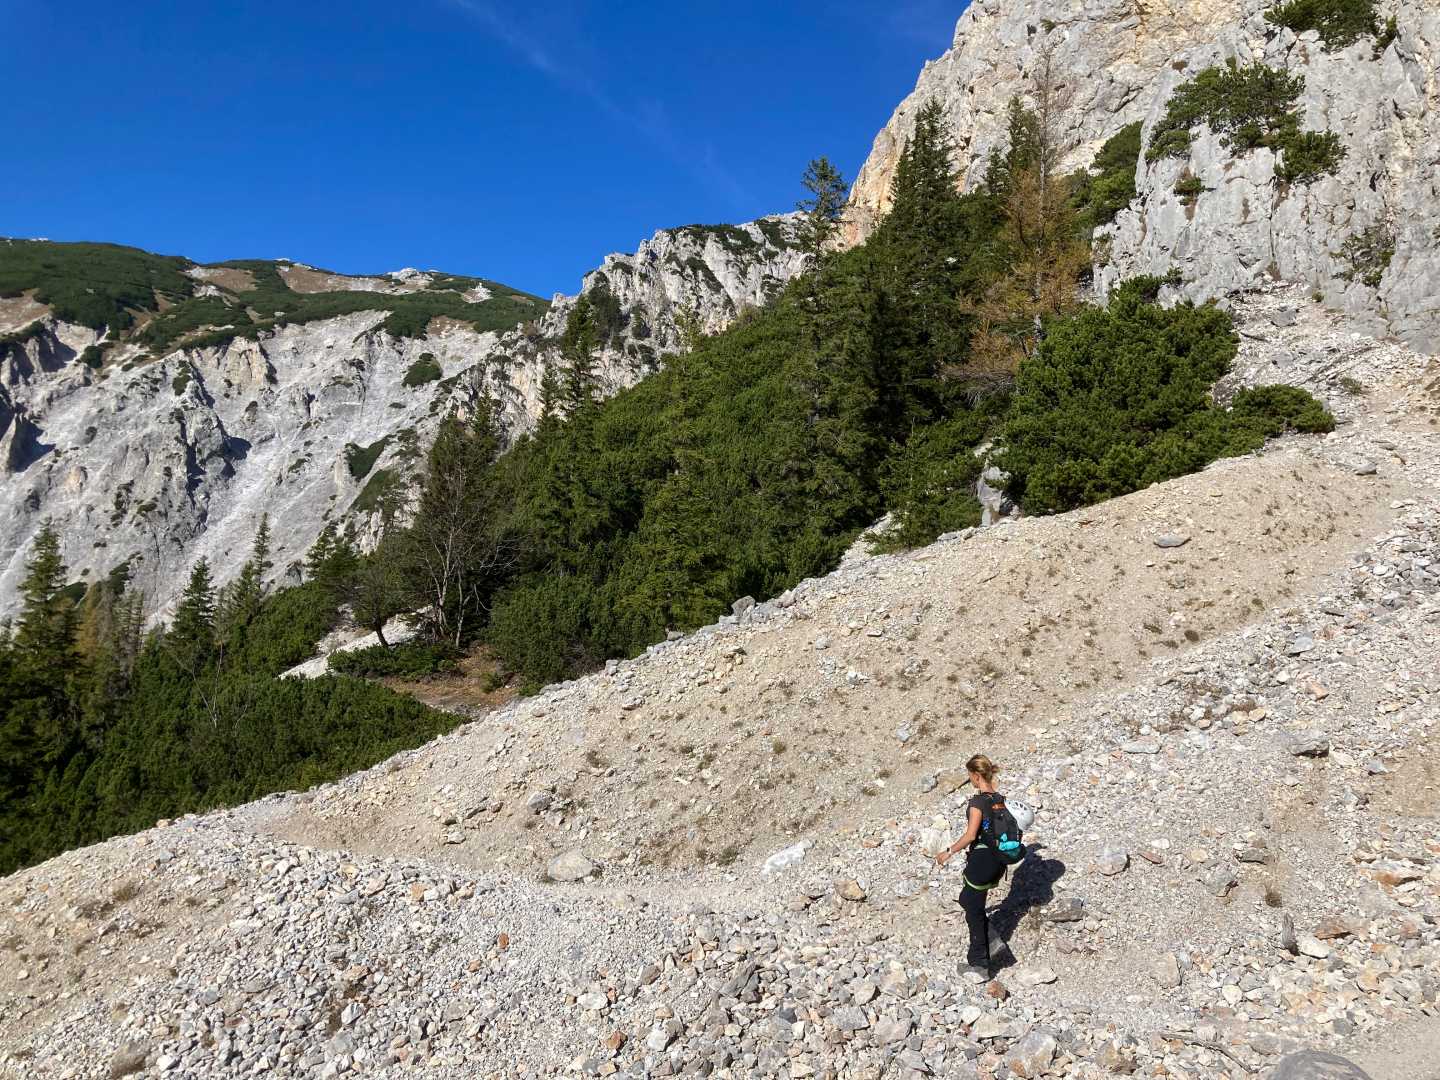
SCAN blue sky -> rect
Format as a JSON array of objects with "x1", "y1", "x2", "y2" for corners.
[{"x1": 2, "y1": 1, "x2": 964, "y2": 298}]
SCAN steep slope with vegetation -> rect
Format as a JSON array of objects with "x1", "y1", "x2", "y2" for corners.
[
  {"x1": 0, "y1": 87, "x2": 1337, "y2": 874},
  {"x1": 340, "y1": 101, "x2": 1333, "y2": 692},
  {"x1": 0, "y1": 219, "x2": 806, "y2": 620},
  {"x1": 0, "y1": 518, "x2": 458, "y2": 875}
]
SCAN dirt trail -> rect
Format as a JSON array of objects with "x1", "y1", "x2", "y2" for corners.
[{"x1": 1350, "y1": 1016, "x2": 1440, "y2": 1080}]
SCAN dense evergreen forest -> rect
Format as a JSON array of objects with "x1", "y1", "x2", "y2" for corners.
[
  {"x1": 0, "y1": 523, "x2": 456, "y2": 874},
  {"x1": 0, "y1": 99, "x2": 1332, "y2": 873}
]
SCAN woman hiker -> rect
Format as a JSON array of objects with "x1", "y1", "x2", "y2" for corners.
[{"x1": 935, "y1": 754, "x2": 1016, "y2": 979}]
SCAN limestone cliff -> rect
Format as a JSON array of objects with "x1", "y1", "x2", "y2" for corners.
[
  {"x1": 851, "y1": 0, "x2": 1438, "y2": 350},
  {"x1": 0, "y1": 218, "x2": 805, "y2": 618},
  {"x1": 844, "y1": 0, "x2": 1244, "y2": 244},
  {"x1": 488, "y1": 217, "x2": 806, "y2": 435},
  {"x1": 1099, "y1": 2, "x2": 1440, "y2": 352}
]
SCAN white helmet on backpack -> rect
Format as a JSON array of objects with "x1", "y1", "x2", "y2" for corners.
[{"x1": 1008, "y1": 799, "x2": 1036, "y2": 832}]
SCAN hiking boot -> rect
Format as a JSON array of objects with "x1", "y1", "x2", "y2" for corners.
[{"x1": 958, "y1": 963, "x2": 992, "y2": 982}]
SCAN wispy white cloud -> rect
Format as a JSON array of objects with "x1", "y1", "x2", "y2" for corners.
[{"x1": 444, "y1": 0, "x2": 749, "y2": 209}]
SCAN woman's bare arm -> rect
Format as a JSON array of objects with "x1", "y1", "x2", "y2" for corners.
[{"x1": 936, "y1": 807, "x2": 981, "y2": 865}]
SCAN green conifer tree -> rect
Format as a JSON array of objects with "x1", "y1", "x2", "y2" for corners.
[
  {"x1": 984, "y1": 97, "x2": 1044, "y2": 199},
  {"x1": 250, "y1": 514, "x2": 273, "y2": 576},
  {"x1": 167, "y1": 559, "x2": 216, "y2": 674},
  {"x1": 305, "y1": 525, "x2": 334, "y2": 583},
  {"x1": 870, "y1": 99, "x2": 976, "y2": 425},
  {"x1": 559, "y1": 295, "x2": 602, "y2": 411},
  {"x1": 343, "y1": 539, "x2": 407, "y2": 648},
  {"x1": 882, "y1": 100, "x2": 961, "y2": 255},
  {"x1": 216, "y1": 515, "x2": 275, "y2": 656},
  {"x1": 75, "y1": 582, "x2": 123, "y2": 748},
  {"x1": 14, "y1": 522, "x2": 75, "y2": 664},
  {"x1": 1, "y1": 523, "x2": 82, "y2": 865},
  {"x1": 796, "y1": 157, "x2": 850, "y2": 258},
  {"x1": 537, "y1": 363, "x2": 564, "y2": 427}
]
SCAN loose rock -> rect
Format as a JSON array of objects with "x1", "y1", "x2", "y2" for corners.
[{"x1": 546, "y1": 850, "x2": 596, "y2": 882}]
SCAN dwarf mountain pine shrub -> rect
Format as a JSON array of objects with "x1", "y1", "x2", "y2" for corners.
[
  {"x1": 997, "y1": 278, "x2": 1333, "y2": 513},
  {"x1": 1336, "y1": 224, "x2": 1396, "y2": 288},
  {"x1": 1266, "y1": 0, "x2": 1382, "y2": 50},
  {"x1": 1147, "y1": 61, "x2": 1345, "y2": 185}
]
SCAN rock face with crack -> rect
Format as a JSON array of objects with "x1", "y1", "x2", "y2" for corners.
[{"x1": 0, "y1": 217, "x2": 806, "y2": 618}]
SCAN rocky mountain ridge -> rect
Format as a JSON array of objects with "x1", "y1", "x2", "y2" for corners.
[
  {"x1": 0, "y1": 218, "x2": 805, "y2": 618},
  {"x1": 846, "y1": 0, "x2": 1438, "y2": 351}
]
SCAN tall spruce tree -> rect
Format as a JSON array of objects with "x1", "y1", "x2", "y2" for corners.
[
  {"x1": 559, "y1": 295, "x2": 602, "y2": 411},
  {"x1": 216, "y1": 515, "x2": 274, "y2": 655},
  {"x1": 796, "y1": 157, "x2": 850, "y2": 258},
  {"x1": 801, "y1": 252, "x2": 888, "y2": 506},
  {"x1": 882, "y1": 100, "x2": 961, "y2": 255},
  {"x1": 167, "y1": 559, "x2": 216, "y2": 674},
  {"x1": 528, "y1": 299, "x2": 612, "y2": 577},
  {"x1": 14, "y1": 522, "x2": 75, "y2": 665},
  {"x1": 870, "y1": 99, "x2": 975, "y2": 426},
  {"x1": 305, "y1": 524, "x2": 349, "y2": 587},
  {"x1": 537, "y1": 364, "x2": 564, "y2": 427},
  {"x1": 1, "y1": 523, "x2": 82, "y2": 865}
]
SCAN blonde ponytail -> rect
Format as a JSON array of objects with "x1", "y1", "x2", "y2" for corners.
[{"x1": 965, "y1": 754, "x2": 999, "y2": 783}]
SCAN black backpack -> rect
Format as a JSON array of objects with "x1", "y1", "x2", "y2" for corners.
[{"x1": 976, "y1": 792, "x2": 1026, "y2": 865}]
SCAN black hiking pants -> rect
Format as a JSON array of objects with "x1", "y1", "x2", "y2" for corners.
[{"x1": 959, "y1": 846, "x2": 1005, "y2": 968}]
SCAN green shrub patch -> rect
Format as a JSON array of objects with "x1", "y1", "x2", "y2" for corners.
[
  {"x1": 1266, "y1": 0, "x2": 1382, "y2": 50},
  {"x1": 1147, "y1": 61, "x2": 1345, "y2": 185}
]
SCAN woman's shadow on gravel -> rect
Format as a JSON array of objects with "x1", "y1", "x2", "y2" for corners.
[{"x1": 988, "y1": 844, "x2": 1067, "y2": 970}]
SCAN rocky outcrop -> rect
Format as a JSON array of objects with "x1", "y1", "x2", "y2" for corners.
[
  {"x1": 486, "y1": 216, "x2": 805, "y2": 436},
  {"x1": 852, "y1": 0, "x2": 1438, "y2": 349},
  {"x1": 844, "y1": 0, "x2": 1244, "y2": 244},
  {"x1": 554, "y1": 219, "x2": 806, "y2": 347},
  {"x1": 0, "y1": 218, "x2": 806, "y2": 619},
  {"x1": 1100, "y1": 2, "x2": 1440, "y2": 352}
]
